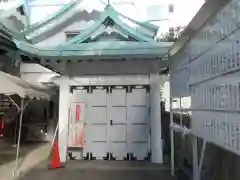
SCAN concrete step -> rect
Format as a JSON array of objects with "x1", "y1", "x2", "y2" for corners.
[{"x1": 66, "y1": 160, "x2": 172, "y2": 170}]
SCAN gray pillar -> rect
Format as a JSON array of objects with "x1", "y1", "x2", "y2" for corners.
[{"x1": 150, "y1": 72, "x2": 163, "y2": 163}]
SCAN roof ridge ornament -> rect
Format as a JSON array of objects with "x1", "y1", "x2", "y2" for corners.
[{"x1": 104, "y1": 0, "x2": 111, "y2": 10}]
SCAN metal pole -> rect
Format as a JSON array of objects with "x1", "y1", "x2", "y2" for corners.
[
  {"x1": 170, "y1": 98, "x2": 175, "y2": 176},
  {"x1": 192, "y1": 136, "x2": 199, "y2": 180},
  {"x1": 179, "y1": 97, "x2": 183, "y2": 126},
  {"x1": 14, "y1": 118, "x2": 18, "y2": 146},
  {"x1": 14, "y1": 99, "x2": 24, "y2": 177},
  {"x1": 169, "y1": 68, "x2": 175, "y2": 176},
  {"x1": 14, "y1": 101, "x2": 29, "y2": 146},
  {"x1": 198, "y1": 140, "x2": 207, "y2": 180},
  {"x1": 6, "y1": 96, "x2": 20, "y2": 111},
  {"x1": 6, "y1": 96, "x2": 20, "y2": 146},
  {"x1": 52, "y1": 122, "x2": 59, "y2": 147}
]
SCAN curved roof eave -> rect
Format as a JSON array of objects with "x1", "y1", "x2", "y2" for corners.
[
  {"x1": 62, "y1": 6, "x2": 155, "y2": 46},
  {"x1": 0, "y1": 37, "x2": 17, "y2": 52},
  {"x1": 23, "y1": 0, "x2": 82, "y2": 34},
  {"x1": 115, "y1": 10, "x2": 159, "y2": 34},
  {"x1": 0, "y1": 22, "x2": 29, "y2": 43},
  {"x1": 15, "y1": 40, "x2": 173, "y2": 58},
  {"x1": 63, "y1": 12, "x2": 108, "y2": 45},
  {"x1": 111, "y1": 10, "x2": 155, "y2": 42},
  {"x1": 24, "y1": 3, "x2": 158, "y2": 44}
]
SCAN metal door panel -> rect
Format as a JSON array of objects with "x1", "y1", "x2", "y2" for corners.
[
  {"x1": 84, "y1": 124, "x2": 107, "y2": 142},
  {"x1": 127, "y1": 89, "x2": 147, "y2": 106},
  {"x1": 88, "y1": 89, "x2": 106, "y2": 106},
  {"x1": 91, "y1": 142, "x2": 107, "y2": 159},
  {"x1": 83, "y1": 125, "x2": 91, "y2": 142},
  {"x1": 80, "y1": 86, "x2": 151, "y2": 160},
  {"x1": 107, "y1": 88, "x2": 127, "y2": 159},
  {"x1": 82, "y1": 88, "x2": 107, "y2": 159},
  {"x1": 87, "y1": 106, "x2": 107, "y2": 123},
  {"x1": 109, "y1": 143, "x2": 127, "y2": 160},
  {"x1": 108, "y1": 107, "x2": 126, "y2": 123},
  {"x1": 128, "y1": 106, "x2": 148, "y2": 123},
  {"x1": 126, "y1": 87, "x2": 150, "y2": 160},
  {"x1": 109, "y1": 125, "x2": 127, "y2": 142},
  {"x1": 108, "y1": 89, "x2": 126, "y2": 106},
  {"x1": 83, "y1": 142, "x2": 90, "y2": 157},
  {"x1": 73, "y1": 90, "x2": 88, "y2": 103},
  {"x1": 128, "y1": 125, "x2": 149, "y2": 142},
  {"x1": 128, "y1": 143, "x2": 149, "y2": 160}
]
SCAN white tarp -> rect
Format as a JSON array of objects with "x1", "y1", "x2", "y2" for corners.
[
  {"x1": 0, "y1": 71, "x2": 52, "y2": 177},
  {"x1": 0, "y1": 71, "x2": 50, "y2": 99}
]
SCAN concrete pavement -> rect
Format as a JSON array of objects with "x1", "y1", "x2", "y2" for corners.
[
  {"x1": 19, "y1": 161, "x2": 176, "y2": 180},
  {"x1": 0, "y1": 142, "x2": 51, "y2": 180}
]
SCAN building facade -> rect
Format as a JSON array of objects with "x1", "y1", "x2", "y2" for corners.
[{"x1": 10, "y1": 0, "x2": 174, "y2": 164}]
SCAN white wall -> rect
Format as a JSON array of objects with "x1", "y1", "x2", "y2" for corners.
[
  {"x1": 52, "y1": 76, "x2": 70, "y2": 163},
  {"x1": 35, "y1": 21, "x2": 95, "y2": 47},
  {"x1": 20, "y1": 63, "x2": 59, "y2": 83},
  {"x1": 71, "y1": 74, "x2": 150, "y2": 86},
  {"x1": 66, "y1": 60, "x2": 155, "y2": 76}
]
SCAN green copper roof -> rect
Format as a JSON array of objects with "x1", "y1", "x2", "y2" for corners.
[
  {"x1": 116, "y1": 11, "x2": 159, "y2": 34},
  {"x1": 23, "y1": 0, "x2": 80, "y2": 34},
  {"x1": 4, "y1": 2, "x2": 170, "y2": 61},
  {"x1": 0, "y1": 22, "x2": 28, "y2": 42},
  {"x1": 23, "y1": 2, "x2": 159, "y2": 44},
  {"x1": 15, "y1": 39, "x2": 172, "y2": 58},
  {"x1": 59, "y1": 6, "x2": 156, "y2": 47}
]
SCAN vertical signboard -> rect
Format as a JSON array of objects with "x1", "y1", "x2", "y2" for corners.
[
  {"x1": 68, "y1": 103, "x2": 85, "y2": 148},
  {"x1": 76, "y1": 104, "x2": 81, "y2": 121}
]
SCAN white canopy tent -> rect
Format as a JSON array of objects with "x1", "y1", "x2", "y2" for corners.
[
  {"x1": 0, "y1": 71, "x2": 50, "y2": 99},
  {"x1": 0, "y1": 71, "x2": 51, "y2": 177}
]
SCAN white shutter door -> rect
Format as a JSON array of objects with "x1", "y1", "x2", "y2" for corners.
[
  {"x1": 84, "y1": 88, "x2": 107, "y2": 159},
  {"x1": 107, "y1": 88, "x2": 127, "y2": 160},
  {"x1": 127, "y1": 87, "x2": 150, "y2": 160}
]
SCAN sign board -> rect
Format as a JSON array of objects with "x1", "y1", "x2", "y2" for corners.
[{"x1": 68, "y1": 103, "x2": 85, "y2": 148}]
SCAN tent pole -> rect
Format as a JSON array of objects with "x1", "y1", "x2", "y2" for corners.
[
  {"x1": 14, "y1": 101, "x2": 29, "y2": 147},
  {"x1": 5, "y1": 96, "x2": 21, "y2": 146},
  {"x1": 6, "y1": 95, "x2": 20, "y2": 111},
  {"x1": 52, "y1": 121, "x2": 59, "y2": 147},
  {"x1": 14, "y1": 99, "x2": 24, "y2": 177}
]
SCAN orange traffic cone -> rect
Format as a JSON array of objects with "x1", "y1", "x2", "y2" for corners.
[{"x1": 48, "y1": 139, "x2": 64, "y2": 170}]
